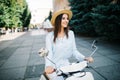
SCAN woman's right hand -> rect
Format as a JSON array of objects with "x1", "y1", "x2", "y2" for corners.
[
  {"x1": 84, "y1": 57, "x2": 94, "y2": 63},
  {"x1": 45, "y1": 66, "x2": 55, "y2": 74}
]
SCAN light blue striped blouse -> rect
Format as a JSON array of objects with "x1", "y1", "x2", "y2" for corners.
[{"x1": 45, "y1": 30, "x2": 85, "y2": 68}]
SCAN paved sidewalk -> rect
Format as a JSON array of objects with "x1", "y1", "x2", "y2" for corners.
[
  {"x1": 0, "y1": 32, "x2": 26, "y2": 52},
  {"x1": 0, "y1": 32, "x2": 26, "y2": 42},
  {"x1": 0, "y1": 29, "x2": 120, "y2": 80}
]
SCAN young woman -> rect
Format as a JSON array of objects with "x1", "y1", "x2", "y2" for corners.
[{"x1": 44, "y1": 9, "x2": 94, "y2": 80}]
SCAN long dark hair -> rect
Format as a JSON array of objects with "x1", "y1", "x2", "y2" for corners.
[{"x1": 53, "y1": 14, "x2": 69, "y2": 43}]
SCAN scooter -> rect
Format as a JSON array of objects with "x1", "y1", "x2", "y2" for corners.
[{"x1": 39, "y1": 40, "x2": 97, "y2": 80}]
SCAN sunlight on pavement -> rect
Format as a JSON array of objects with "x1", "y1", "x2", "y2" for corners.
[
  {"x1": 30, "y1": 29, "x2": 47, "y2": 36},
  {"x1": 0, "y1": 32, "x2": 26, "y2": 42}
]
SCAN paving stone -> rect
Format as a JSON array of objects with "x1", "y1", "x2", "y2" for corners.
[
  {"x1": 21, "y1": 42, "x2": 33, "y2": 47},
  {"x1": 76, "y1": 40, "x2": 92, "y2": 50},
  {"x1": 0, "y1": 67, "x2": 26, "y2": 80},
  {"x1": 107, "y1": 54, "x2": 120, "y2": 62},
  {"x1": 1, "y1": 53, "x2": 29, "y2": 69},
  {"x1": 27, "y1": 53, "x2": 45, "y2": 66},
  {"x1": 0, "y1": 47, "x2": 18, "y2": 68},
  {"x1": 24, "y1": 64, "x2": 44, "y2": 78},
  {"x1": 95, "y1": 64, "x2": 120, "y2": 80},
  {"x1": 0, "y1": 60, "x2": 5, "y2": 67},
  {"x1": 0, "y1": 30, "x2": 120, "y2": 80},
  {"x1": 14, "y1": 47, "x2": 31, "y2": 55},
  {"x1": 98, "y1": 42, "x2": 120, "y2": 51},
  {"x1": 97, "y1": 48, "x2": 119, "y2": 56},
  {"x1": 25, "y1": 77, "x2": 40, "y2": 80},
  {"x1": 0, "y1": 47, "x2": 18, "y2": 60},
  {"x1": 31, "y1": 49, "x2": 39, "y2": 54},
  {"x1": 77, "y1": 47, "x2": 98, "y2": 57},
  {"x1": 89, "y1": 56, "x2": 118, "y2": 68},
  {"x1": 32, "y1": 44, "x2": 45, "y2": 51},
  {"x1": 34, "y1": 37, "x2": 46, "y2": 44},
  {"x1": 0, "y1": 41, "x2": 12, "y2": 51}
]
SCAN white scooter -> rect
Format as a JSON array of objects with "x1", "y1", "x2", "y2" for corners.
[{"x1": 39, "y1": 40, "x2": 97, "y2": 80}]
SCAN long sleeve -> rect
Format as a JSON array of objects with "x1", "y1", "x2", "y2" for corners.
[
  {"x1": 71, "y1": 31, "x2": 85, "y2": 61},
  {"x1": 45, "y1": 33, "x2": 54, "y2": 67}
]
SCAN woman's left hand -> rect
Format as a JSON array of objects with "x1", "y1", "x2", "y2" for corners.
[{"x1": 84, "y1": 57, "x2": 94, "y2": 63}]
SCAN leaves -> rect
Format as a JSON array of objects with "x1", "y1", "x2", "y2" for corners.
[
  {"x1": 0, "y1": 0, "x2": 31, "y2": 29},
  {"x1": 69, "y1": 0, "x2": 120, "y2": 40}
]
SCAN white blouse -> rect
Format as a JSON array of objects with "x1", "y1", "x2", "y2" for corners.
[{"x1": 45, "y1": 30, "x2": 85, "y2": 68}]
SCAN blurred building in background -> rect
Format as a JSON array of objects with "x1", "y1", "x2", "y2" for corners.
[{"x1": 26, "y1": 0, "x2": 53, "y2": 28}]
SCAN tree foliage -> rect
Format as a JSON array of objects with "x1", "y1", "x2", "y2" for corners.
[
  {"x1": 69, "y1": 0, "x2": 120, "y2": 40},
  {"x1": 69, "y1": 0, "x2": 97, "y2": 35},
  {"x1": 91, "y1": 1, "x2": 120, "y2": 40},
  {"x1": 0, "y1": 0, "x2": 31, "y2": 30},
  {"x1": 47, "y1": 10, "x2": 52, "y2": 20}
]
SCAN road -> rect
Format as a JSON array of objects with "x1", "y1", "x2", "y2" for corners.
[{"x1": 0, "y1": 29, "x2": 120, "y2": 80}]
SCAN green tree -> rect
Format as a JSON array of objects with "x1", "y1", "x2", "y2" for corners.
[
  {"x1": 91, "y1": 0, "x2": 120, "y2": 40},
  {"x1": 69, "y1": 0, "x2": 120, "y2": 40},
  {"x1": 47, "y1": 10, "x2": 52, "y2": 20},
  {"x1": 69, "y1": 0, "x2": 97, "y2": 36},
  {"x1": 0, "y1": 3, "x2": 5, "y2": 27},
  {"x1": 0, "y1": 0, "x2": 31, "y2": 31},
  {"x1": 21, "y1": 5, "x2": 31, "y2": 29}
]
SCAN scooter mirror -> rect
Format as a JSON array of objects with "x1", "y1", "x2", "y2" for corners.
[
  {"x1": 91, "y1": 40, "x2": 97, "y2": 49},
  {"x1": 38, "y1": 48, "x2": 49, "y2": 57},
  {"x1": 90, "y1": 40, "x2": 98, "y2": 57}
]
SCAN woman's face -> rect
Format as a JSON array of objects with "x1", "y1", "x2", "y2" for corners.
[{"x1": 61, "y1": 14, "x2": 69, "y2": 28}]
